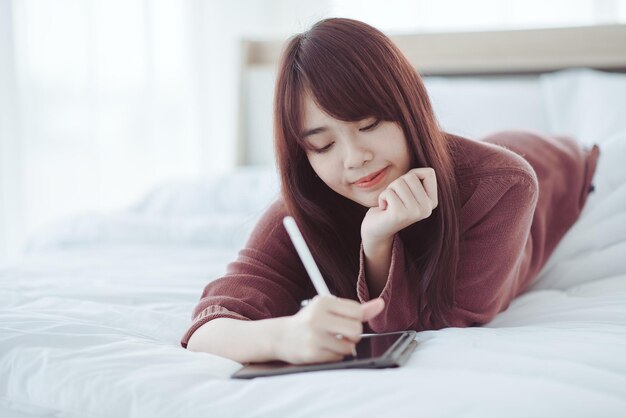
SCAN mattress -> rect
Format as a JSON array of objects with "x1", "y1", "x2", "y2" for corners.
[{"x1": 1, "y1": 133, "x2": 626, "y2": 417}]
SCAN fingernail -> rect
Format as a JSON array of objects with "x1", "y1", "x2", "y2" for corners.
[{"x1": 352, "y1": 346, "x2": 357, "y2": 356}]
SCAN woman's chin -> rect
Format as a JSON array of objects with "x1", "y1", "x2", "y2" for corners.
[
  {"x1": 339, "y1": 190, "x2": 378, "y2": 208},
  {"x1": 353, "y1": 196, "x2": 379, "y2": 208}
]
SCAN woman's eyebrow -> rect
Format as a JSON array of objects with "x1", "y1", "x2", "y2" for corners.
[{"x1": 302, "y1": 126, "x2": 328, "y2": 138}]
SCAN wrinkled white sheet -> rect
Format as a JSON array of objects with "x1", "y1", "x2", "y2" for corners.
[{"x1": 1, "y1": 134, "x2": 626, "y2": 418}]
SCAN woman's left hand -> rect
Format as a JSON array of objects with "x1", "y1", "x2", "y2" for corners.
[{"x1": 361, "y1": 167, "x2": 438, "y2": 245}]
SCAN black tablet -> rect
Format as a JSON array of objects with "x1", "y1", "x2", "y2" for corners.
[{"x1": 231, "y1": 330, "x2": 417, "y2": 379}]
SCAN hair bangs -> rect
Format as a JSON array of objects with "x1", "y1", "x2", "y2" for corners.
[{"x1": 283, "y1": 34, "x2": 402, "y2": 150}]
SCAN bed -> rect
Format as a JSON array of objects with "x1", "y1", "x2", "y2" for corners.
[{"x1": 2, "y1": 24, "x2": 626, "y2": 418}]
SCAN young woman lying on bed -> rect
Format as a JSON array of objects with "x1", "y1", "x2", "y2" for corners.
[{"x1": 182, "y1": 18, "x2": 600, "y2": 365}]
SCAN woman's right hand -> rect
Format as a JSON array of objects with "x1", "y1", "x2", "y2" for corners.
[
  {"x1": 361, "y1": 167, "x2": 438, "y2": 245},
  {"x1": 274, "y1": 295, "x2": 385, "y2": 365}
]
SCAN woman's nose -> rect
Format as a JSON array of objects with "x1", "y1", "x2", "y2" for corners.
[{"x1": 343, "y1": 142, "x2": 373, "y2": 168}]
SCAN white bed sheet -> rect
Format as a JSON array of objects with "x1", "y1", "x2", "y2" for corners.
[{"x1": 2, "y1": 133, "x2": 626, "y2": 417}]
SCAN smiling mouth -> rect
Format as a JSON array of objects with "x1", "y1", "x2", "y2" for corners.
[{"x1": 353, "y1": 167, "x2": 389, "y2": 189}]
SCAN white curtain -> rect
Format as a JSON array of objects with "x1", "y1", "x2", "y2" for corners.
[
  {"x1": 1, "y1": 0, "x2": 209, "y2": 260},
  {"x1": 1, "y1": 0, "x2": 25, "y2": 261},
  {"x1": 0, "y1": 0, "x2": 328, "y2": 261}
]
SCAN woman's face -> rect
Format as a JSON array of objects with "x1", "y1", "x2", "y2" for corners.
[{"x1": 302, "y1": 93, "x2": 411, "y2": 208}]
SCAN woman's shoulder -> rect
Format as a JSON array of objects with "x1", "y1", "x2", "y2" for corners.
[
  {"x1": 446, "y1": 131, "x2": 538, "y2": 186},
  {"x1": 247, "y1": 196, "x2": 289, "y2": 240},
  {"x1": 446, "y1": 132, "x2": 540, "y2": 232},
  {"x1": 448, "y1": 132, "x2": 535, "y2": 180}
]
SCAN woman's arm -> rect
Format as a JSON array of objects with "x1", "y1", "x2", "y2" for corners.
[
  {"x1": 186, "y1": 297, "x2": 385, "y2": 365},
  {"x1": 186, "y1": 317, "x2": 285, "y2": 363},
  {"x1": 356, "y1": 173, "x2": 539, "y2": 333},
  {"x1": 181, "y1": 199, "x2": 371, "y2": 365},
  {"x1": 362, "y1": 237, "x2": 393, "y2": 298},
  {"x1": 180, "y1": 199, "x2": 312, "y2": 349},
  {"x1": 359, "y1": 167, "x2": 437, "y2": 304}
]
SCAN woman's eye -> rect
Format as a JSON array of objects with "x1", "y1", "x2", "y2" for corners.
[
  {"x1": 360, "y1": 119, "x2": 381, "y2": 131},
  {"x1": 314, "y1": 142, "x2": 333, "y2": 154}
]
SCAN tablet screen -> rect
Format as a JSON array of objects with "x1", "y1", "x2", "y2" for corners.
[
  {"x1": 345, "y1": 332, "x2": 403, "y2": 360},
  {"x1": 230, "y1": 331, "x2": 415, "y2": 378}
]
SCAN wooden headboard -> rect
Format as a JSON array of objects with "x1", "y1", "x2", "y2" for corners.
[{"x1": 237, "y1": 24, "x2": 626, "y2": 165}]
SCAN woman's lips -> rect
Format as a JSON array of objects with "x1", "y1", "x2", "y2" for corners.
[{"x1": 354, "y1": 167, "x2": 389, "y2": 189}]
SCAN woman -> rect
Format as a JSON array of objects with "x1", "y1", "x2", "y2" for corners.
[{"x1": 182, "y1": 18, "x2": 600, "y2": 365}]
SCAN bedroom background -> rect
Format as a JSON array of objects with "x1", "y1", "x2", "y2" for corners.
[
  {"x1": 2, "y1": 1, "x2": 626, "y2": 417},
  {"x1": 0, "y1": 0, "x2": 624, "y2": 262}
]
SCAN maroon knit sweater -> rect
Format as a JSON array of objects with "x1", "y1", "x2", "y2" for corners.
[{"x1": 181, "y1": 131, "x2": 600, "y2": 348}]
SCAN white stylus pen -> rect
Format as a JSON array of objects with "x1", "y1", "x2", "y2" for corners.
[
  {"x1": 282, "y1": 216, "x2": 332, "y2": 296},
  {"x1": 282, "y1": 216, "x2": 357, "y2": 356}
]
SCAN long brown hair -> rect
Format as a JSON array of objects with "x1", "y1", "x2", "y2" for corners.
[{"x1": 273, "y1": 18, "x2": 460, "y2": 329}]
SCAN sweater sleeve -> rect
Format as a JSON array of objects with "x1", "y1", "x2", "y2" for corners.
[
  {"x1": 355, "y1": 172, "x2": 539, "y2": 333},
  {"x1": 180, "y1": 200, "x2": 313, "y2": 348}
]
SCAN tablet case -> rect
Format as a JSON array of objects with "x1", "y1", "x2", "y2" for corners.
[{"x1": 231, "y1": 330, "x2": 417, "y2": 379}]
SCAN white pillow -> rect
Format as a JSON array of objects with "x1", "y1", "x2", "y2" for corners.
[
  {"x1": 24, "y1": 167, "x2": 281, "y2": 252},
  {"x1": 423, "y1": 75, "x2": 551, "y2": 139},
  {"x1": 541, "y1": 68, "x2": 626, "y2": 147},
  {"x1": 130, "y1": 166, "x2": 280, "y2": 216}
]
